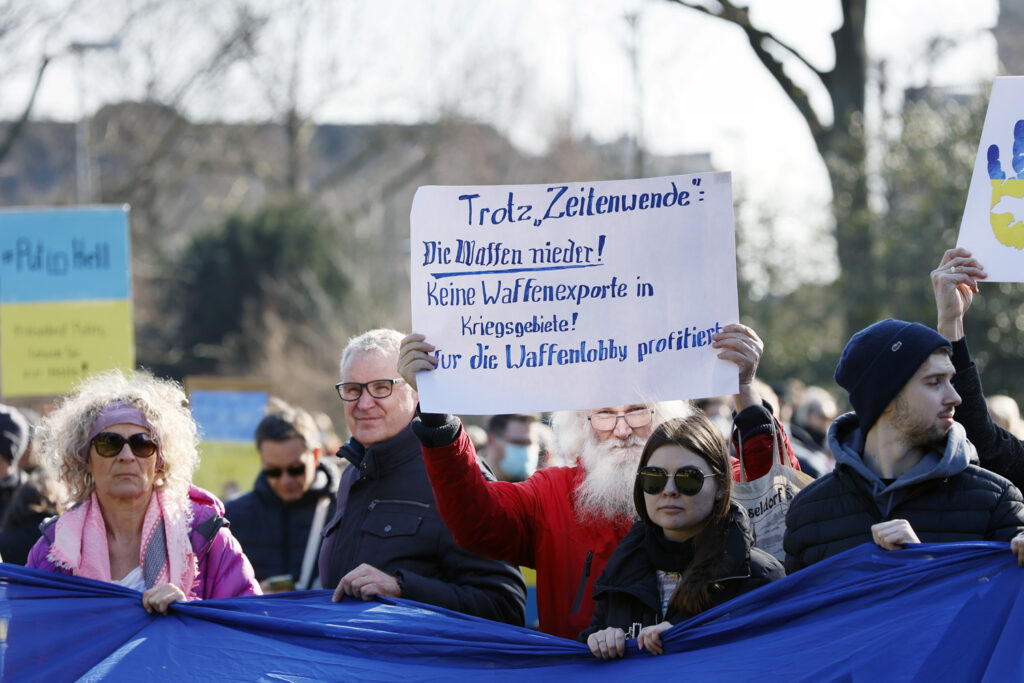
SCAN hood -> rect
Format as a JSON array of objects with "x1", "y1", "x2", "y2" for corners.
[
  {"x1": 188, "y1": 483, "x2": 226, "y2": 516},
  {"x1": 828, "y1": 412, "x2": 976, "y2": 515},
  {"x1": 714, "y1": 503, "x2": 756, "y2": 581}
]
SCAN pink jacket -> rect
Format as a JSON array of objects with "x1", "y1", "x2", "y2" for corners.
[{"x1": 27, "y1": 485, "x2": 261, "y2": 599}]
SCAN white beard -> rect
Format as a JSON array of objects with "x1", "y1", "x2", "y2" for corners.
[{"x1": 573, "y1": 433, "x2": 646, "y2": 524}]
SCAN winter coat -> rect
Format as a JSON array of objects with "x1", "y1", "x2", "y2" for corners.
[
  {"x1": 0, "y1": 469, "x2": 26, "y2": 522},
  {"x1": 0, "y1": 473, "x2": 55, "y2": 565},
  {"x1": 316, "y1": 423, "x2": 526, "y2": 626},
  {"x1": 579, "y1": 504, "x2": 784, "y2": 641},
  {"x1": 414, "y1": 403, "x2": 797, "y2": 640},
  {"x1": 225, "y1": 461, "x2": 339, "y2": 584},
  {"x1": 26, "y1": 485, "x2": 261, "y2": 599},
  {"x1": 951, "y1": 338, "x2": 1024, "y2": 490},
  {"x1": 784, "y1": 413, "x2": 1024, "y2": 573}
]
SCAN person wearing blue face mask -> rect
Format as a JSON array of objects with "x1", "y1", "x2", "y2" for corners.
[{"x1": 486, "y1": 414, "x2": 543, "y2": 482}]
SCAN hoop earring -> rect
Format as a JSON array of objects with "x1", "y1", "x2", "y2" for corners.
[{"x1": 84, "y1": 472, "x2": 93, "y2": 489}]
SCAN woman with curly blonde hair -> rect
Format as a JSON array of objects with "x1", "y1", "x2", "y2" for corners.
[{"x1": 27, "y1": 369, "x2": 260, "y2": 612}]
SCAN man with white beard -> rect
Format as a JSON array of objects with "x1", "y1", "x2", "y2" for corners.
[
  {"x1": 398, "y1": 324, "x2": 797, "y2": 639},
  {"x1": 554, "y1": 405, "x2": 682, "y2": 524}
]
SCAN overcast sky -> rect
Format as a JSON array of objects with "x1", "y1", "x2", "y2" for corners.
[{"x1": 4, "y1": 0, "x2": 1003, "y2": 276}]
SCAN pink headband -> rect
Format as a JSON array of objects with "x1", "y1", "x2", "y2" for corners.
[{"x1": 81, "y1": 402, "x2": 154, "y2": 460}]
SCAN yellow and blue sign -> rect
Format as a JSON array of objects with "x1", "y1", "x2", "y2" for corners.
[
  {"x1": 186, "y1": 379, "x2": 269, "y2": 501},
  {"x1": 0, "y1": 206, "x2": 134, "y2": 397}
]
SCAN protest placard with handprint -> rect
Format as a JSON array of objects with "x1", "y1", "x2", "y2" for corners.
[{"x1": 958, "y1": 76, "x2": 1024, "y2": 280}]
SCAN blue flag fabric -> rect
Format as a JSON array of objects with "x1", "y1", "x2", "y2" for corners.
[{"x1": 2, "y1": 542, "x2": 1022, "y2": 681}]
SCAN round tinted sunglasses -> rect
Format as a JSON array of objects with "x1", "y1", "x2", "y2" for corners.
[
  {"x1": 637, "y1": 465, "x2": 707, "y2": 496},
  {"x1": 91, "y1": 432, "x2": 158, "y2": 458}
]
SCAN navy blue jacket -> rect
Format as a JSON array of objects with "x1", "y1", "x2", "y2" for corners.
[
  {"x1": 225, "y1": 461, "x2": 339, "y2": 584},
  {"x1": 784, "y1": 412, "x2": 1024, "y2": 573},
  {"x1": 951, "y1": 338, "x2": 1024, "y2": 489},
  {"x1": 317, "y1": 423, "x2": 526, "y2": 626}
]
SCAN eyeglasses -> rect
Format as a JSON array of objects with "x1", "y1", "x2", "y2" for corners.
[
  {"x1": 637, "y1": 466, "x2": 707, "y2": 496},
  {"x1": 335, "y1": 378, "x2": 405, "y2": 402},
  {"x1": 263, "y1": 464, "x2": 307, "y2": 479},
  {"x1": 91, "y1": 432, "x2": 158, "y2": 458},
  {"x1": 587, "y1": 408, "x2": 654, "y2": 432}
]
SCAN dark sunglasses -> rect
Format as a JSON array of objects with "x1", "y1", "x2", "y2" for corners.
[
  {"x1": 91, "y1": 432, "x2": 158, "y2": 458},
  {"x1": 263, "y1": 464, "x2": 307, "y2": 479},
  {"x1": 637, "y1": 466, "x2": 707, "y2": 496}
]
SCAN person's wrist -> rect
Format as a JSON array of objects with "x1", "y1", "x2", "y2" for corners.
[
  {"x1": 733, "y1": 382, "x2": 759, "y2": 410},
  {"x1": 936, "y1": 317, "x2": 964, "y2": 341}
]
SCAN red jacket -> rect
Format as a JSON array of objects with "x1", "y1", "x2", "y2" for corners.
[{"x1": 418, "y1": 406, "x2": 796, "y2": 640}]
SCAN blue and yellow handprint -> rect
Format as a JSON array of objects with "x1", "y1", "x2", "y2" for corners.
[{"x1": 987, "y1": 119, "x2": 1024, "y2": 248}]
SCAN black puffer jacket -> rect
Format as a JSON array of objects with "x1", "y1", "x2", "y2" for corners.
[
  {"x1": 579, "y1": 503, "x2": 784, "y2": 641},
  {"x1": 0, "y1": 469, "x2": 26, "y2": 522},
  {"x1": 317, "y1": 424, "x2": 526, "y2": 626},
  {"x1": 225, "y1": 461, "x2": 340, "y2": 585},
  {"x1": 950, "y1": 338, "x2": 1024, "y2": 490},
  {"x1": 784, "y1": 412, "x2": 1024, "y2": 573}
]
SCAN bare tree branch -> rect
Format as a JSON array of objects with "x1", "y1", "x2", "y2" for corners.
[
  {"x1": 103, "y1": 7, "x2": 263, "y2": 199},
  {"x1": 0, "y1": 53, "x2": 51, "y2": 164},
  {"x1": 663, "y1": 0, "x2": 829, "y2": 143}
]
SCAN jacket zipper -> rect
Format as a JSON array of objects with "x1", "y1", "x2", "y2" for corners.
[
  {"x1": 570, "y1": 550, "x2": 594, "y2": 614},
  {"x1": 368, "y1": 498, "x2": 430, "y2": 510}
]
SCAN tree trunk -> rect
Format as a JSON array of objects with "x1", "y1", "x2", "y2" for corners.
[
  {"x1": 821, "y1": 0, "x2": 877, "y2": 335},
  {"x1": 668, "y1": 0, "x2": 875, "y2": 337}
]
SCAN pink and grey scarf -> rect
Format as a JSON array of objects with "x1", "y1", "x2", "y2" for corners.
[{"x1": 47, "y1": 488, "x2": 198, "y2": 596}]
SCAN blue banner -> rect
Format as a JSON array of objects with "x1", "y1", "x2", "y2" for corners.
[
  {"x1": 0, "y1": 206, "x2": 131, "y2": 303},
  {"x1": 189, "y1": 390, "x2": 268, "y2": 442},
  {"x1": 1, "y1": 542, "x2": 1021, "y2": 681}
]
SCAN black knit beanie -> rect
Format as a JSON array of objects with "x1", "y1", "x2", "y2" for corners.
[{"x1": 834, "y1": 319, "x2": 950, "y2": 433}]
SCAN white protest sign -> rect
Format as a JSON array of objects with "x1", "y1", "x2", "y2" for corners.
[
  {"x1": 410, "y1": 172, "x2": 740, "y2": 415},
  {"x1": 958, "y1": 76, "x2": 1024, "y2": 281}
]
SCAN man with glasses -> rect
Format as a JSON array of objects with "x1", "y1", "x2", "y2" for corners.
[
  {"x1": 398, "y1": 323, "x2": 797, "y2": 639},
  {"x1": 225, "y1": 403, "x2": 339, "y2": 592},
  {"x1": 317, "y1": 328, "x2": 526, "y2": 626}
]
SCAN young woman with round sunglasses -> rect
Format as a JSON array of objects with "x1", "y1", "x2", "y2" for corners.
[{"x1": 581, "y1": 413, "x2": 785, "y2": 659}]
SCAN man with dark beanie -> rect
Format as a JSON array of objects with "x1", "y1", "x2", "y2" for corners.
[{"x1": 783, "y1": 319, "x2": 1024, "y2": 572}]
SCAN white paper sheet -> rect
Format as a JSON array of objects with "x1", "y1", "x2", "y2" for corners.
[
  {"x1": 410, "y1": 172, "x2": 740, "y2": 414},
  {"x1": 957, "y1": 76, "x2": 1024, "y2": 281}
]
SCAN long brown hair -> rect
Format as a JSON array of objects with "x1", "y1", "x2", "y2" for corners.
[{"x1": 633, "y1": 413, "x2": 732, "y2": 615}]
